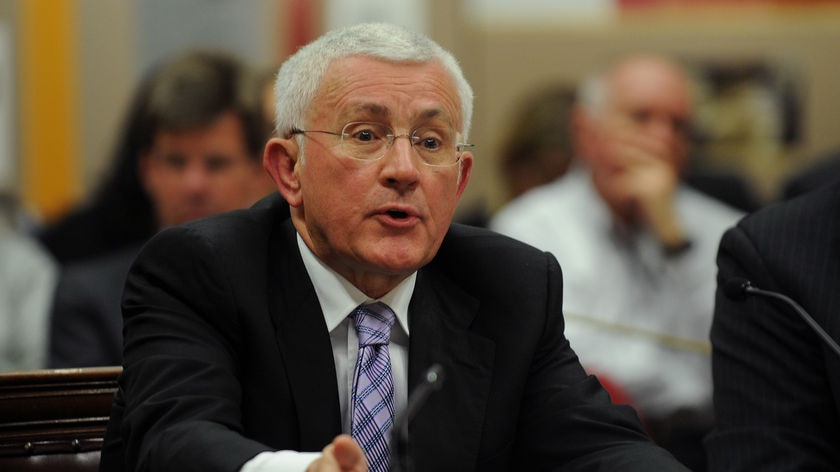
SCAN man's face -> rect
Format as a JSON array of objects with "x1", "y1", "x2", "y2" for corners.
[
  {"x1": 602, "y1": 61, "x2": 692, "y2": 170},
  {"x1": 581, "y1": 59, "x2": 692, "y2": 219},
  {"x1": 140, "y1": 110, "x2": 266, "y2": 227},
  {"x1": 267, "y1": 56, "x2": 472, "y2": 295}
]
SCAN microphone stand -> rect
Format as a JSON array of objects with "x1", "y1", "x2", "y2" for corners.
[
  {"x1": 726, "y1": 277, "x2": 840, "y2": 358},
  {"x1": 392, "y1": 364, "x2": 444, "y2": 472}
]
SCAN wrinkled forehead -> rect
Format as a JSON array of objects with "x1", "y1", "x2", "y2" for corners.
[
  {"x1": 311, "y1": 56, "x2": 463, "y2": 128},
  {"x1": 611, "y1": 62, "x2": 692, "y2": 115}
]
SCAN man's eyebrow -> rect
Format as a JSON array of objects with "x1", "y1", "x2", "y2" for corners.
[
  {"x1": 347, "y1": 103, "x2": 391, "y2": 119},
  {"x1": 157, "y1": 151, "x2": 186, "y2": 161},
  {"x1": 418, "y1": 109, "x2": 444, "y2": 122},
  {"x1": 344, "y1": 105, "x2": 451, "y2": 125}
]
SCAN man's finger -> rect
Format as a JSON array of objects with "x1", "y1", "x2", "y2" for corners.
[{"x1": 332, "y1": 434, "x2": 367, "y2": 471}]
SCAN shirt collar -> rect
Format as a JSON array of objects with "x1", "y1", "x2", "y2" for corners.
[{"x1": 296, "y1": 233, "x2": 414, "y2": 335}]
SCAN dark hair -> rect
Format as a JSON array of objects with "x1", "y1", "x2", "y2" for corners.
[
  {"x1": 498, "y1": 85, "x2": 576, "y2": 199},
  {"x1": 136, "y1": 50, "x2": 266, "y2": 160},
  {"x1": 36, "y1": 50, "x2": 267, "y2": 264}
]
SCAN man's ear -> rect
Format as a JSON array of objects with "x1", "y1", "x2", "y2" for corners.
[{"x1": 263, "y1": 137, "x2": 302, "y2": 207}]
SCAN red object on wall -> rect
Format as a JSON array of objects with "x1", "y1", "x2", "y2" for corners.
[{"x1": 287, "y1": 0, "x2": 316, "y2": 56}]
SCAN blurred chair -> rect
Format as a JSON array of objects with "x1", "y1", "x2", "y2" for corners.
[
  {"x1": 780, "y1": 146, "x2": 840, "y2": 200},
  {"x1": 0, "y1": 366, "x2": 121, "y2": 471},
  {"x1": 682, "y1": 169, "x2": 761, "y2": 212}
]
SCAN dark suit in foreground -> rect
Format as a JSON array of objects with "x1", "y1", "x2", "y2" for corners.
[
  {"x1": 100, "y1": 193, "x2": 686, "y2": 471},
  {"x1": 707, "y1": 181, "x2": 840, "y2": 470}
]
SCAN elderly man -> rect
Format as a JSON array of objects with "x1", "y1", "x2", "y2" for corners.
[
  {"x1": 491, "y1": 54, "x2": 742, "y2": 470},
  {"x1": 100, "y1": 25, "x2": 688, "y2": 472}
]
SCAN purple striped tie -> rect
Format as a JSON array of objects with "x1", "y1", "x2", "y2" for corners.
[{"x1": 351, "y1": 302, "x2": 396, "y2": 472}]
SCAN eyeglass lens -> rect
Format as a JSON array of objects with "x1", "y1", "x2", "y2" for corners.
[{"x1": 340, "y1": 122, "x2": 458, "y2": 166}]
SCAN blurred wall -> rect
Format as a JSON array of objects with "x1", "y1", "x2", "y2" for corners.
[{"x1": 4, "y1": 0, "x2": 840, "y2": 222}]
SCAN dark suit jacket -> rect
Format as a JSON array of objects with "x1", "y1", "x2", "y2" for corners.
[
  {"x1": 100, "y1": 192, "x2": 686, "y2": 472},
  {"x1": 707, "y1": 181, "x2": 840, "y2": 470},
  {"x1": 49, "y1": 245, "x2": 141, "y2": 368},
  {"x1": 49, "y1": 202, "x2": 290, "y2": 370}
]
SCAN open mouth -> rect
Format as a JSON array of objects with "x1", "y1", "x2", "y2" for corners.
[{"x1": 386, "y1": 209, "x2": 409, "y2": 219}]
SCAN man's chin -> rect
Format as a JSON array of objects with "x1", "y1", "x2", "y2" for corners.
[
  {"x1": 177, "y1": 209, "x2": 217, "y2": 225},
  {"x1": 371, "y1": 248, "x2": 435, "y2": 276}
]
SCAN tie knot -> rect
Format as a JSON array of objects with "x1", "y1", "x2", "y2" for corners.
[{"x1": 352, "y1": 302, "x2": 395, "y2": 348}]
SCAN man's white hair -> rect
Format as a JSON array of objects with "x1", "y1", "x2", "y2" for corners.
[{"x1": 272, "y1": 22, "x2": 474, "y2": 142}]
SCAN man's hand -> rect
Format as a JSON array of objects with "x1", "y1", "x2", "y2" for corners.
[
  {"x1": 306, "y1": 434, "x2": 367, "y2": 472},
  {"x1": 591, "y1": 125, "x2": 688, "y2": 248}
]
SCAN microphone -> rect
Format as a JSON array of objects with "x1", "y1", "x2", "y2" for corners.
[
  {"x1": 724, "y1": 277, "x2": 840, "y2": 358},
  {"x1": 392, "y1": 363, "x2": 445, "y2": 472}
]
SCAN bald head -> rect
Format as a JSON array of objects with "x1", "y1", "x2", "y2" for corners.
[
  {"x1": 607, "y1": 55, "x2": 692, "y2": 133},
  {"x1": 582, "y1": 55, "x2": 692, "y2": 126},
  {"x1": 578, "y1": 54, "x2": 693, "y2": 170},
  {"x1": 575, "y1": 54, "x2": 695, "y2": 226}
]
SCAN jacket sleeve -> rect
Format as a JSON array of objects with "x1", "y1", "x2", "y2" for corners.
[
  {"x1": 115, "y1": 225, "x2": 271, "y2": 472},
  {"x1": 707, "y1": 224, "x2": 840, "y2": 470}
]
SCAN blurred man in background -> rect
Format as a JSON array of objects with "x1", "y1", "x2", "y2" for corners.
[
  {"x1": 491, "y1": 53, "x2": 743, "y2": 471},
  {"x1": 48, "y1": 50, "x2": 279, "y2": 368}
]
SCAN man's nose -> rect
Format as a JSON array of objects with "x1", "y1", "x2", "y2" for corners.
[
  {"x1": 181, "y1": 163, "x2": 212, "y2": 191},
  {"x1": 386, "y1": 134, "x2": 416, "y2": 153},
  {"x1": 385, "y1": 134, "x2": 422, "y2": 164},
  {"x1": 380, "y1": 134, "x2": 421, "y2": 186}
]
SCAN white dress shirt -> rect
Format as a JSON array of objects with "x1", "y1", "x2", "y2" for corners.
[
  {"x1": 490, "y1": 168, "x2": 742, "y2": 420},
  {"x1": 241, "y1": 233, "x2": 414, "y2": 471}
]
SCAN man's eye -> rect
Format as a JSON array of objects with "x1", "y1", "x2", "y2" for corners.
[
  {"x1": 419, "y1": 137, "x2": 441, "y2": 150},
  {"x1": 205, "y1": 156, "x2": 234, "y2": 172},
  {"x1": 160, "y1": 155, "x2": 187, "y2": 169},
  {"x1": 672, "y1": 118, "x2": 690, "y2": 136},
  {"x1": 413, "y1": 127, "x2": 449, "y2": 151},
  {"x1": 630, "y1": 110, "x2": 652, "y2": 124},
  {"x1": 354, "y1": 130, "x2": 376, "y2": 142}
]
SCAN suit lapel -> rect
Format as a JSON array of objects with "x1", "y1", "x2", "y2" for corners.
[
  {"x1": 261, "y1": 202, "x2": 495, "y2": 462},
  {"x1": 266, "y1": 219, "x2": 342, "y2": 451},
  {"x1": 406, "y1": 266, "x2": 495, "y2": 471}
]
